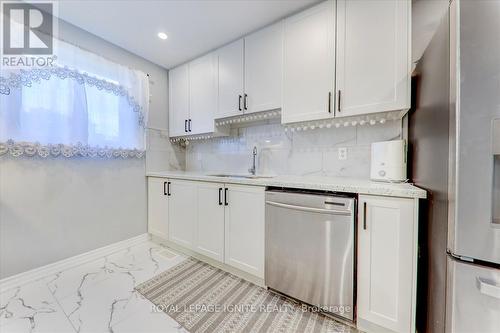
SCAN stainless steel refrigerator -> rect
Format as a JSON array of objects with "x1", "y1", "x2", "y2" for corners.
[{"x1": 409, "y1": 0, "x2": 500, "y2": 332}]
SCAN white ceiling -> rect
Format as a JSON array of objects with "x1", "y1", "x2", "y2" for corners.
[{"x1": 55, "y1": 0, "x2": 319, "y2": 69}]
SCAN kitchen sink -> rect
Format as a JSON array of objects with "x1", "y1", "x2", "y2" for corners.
[{"x1": 208, "y1": 174, "x2": 274, "y2": 179}]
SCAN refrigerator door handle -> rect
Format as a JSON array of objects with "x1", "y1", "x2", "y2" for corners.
[{"x1": 477, "y1": 277, "x2": 500, "y2": 299}]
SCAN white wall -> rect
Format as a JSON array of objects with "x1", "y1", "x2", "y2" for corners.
[
  {"x1": 186, "y1": 120, "x2": 402, "y2": 178},
  {"x1": 0, "y1": 19, "x2": 182, "y2": 279}
]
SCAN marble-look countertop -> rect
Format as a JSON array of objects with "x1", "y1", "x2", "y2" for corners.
[{"x1": 146, "y1": 171, "x2": 427, "y2": 199}]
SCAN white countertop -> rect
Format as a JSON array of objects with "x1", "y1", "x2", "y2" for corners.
[{"x1": 146, "y1": 171, "x2": 427, "y2": 199}]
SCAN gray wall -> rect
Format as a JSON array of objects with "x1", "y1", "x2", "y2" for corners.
[
  {"x1": 0, "y1": 158, "x2": 146, "y2": 278},
  {"x1": 0, "y1": 19, "x2": 179, "y2": 279}
]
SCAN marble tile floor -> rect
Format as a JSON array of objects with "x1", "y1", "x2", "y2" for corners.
[{"x1": 0, "y1": 240, "x2": 189, "y2": 333}]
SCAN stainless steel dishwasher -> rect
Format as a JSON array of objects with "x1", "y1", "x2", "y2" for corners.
[{"x1": 265, "y1": 189, "x2": 355, "y2": 321}]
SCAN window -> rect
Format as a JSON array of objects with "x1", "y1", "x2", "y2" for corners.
[{"x1": 0, "y1": 39, "x2": 149, "y2": 158}]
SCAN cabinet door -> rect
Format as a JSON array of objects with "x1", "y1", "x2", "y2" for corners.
[
  {"x1": 147, "y1": 177, "x2": 169, "y2": 239},
  {"x1": 335, "y1": 0, "x2": 410, "y2": 117},
  {"x1": 168, "y1": 64, "x2": 189, "y2": 137},
  {"x1": 224, "y1": 185, "x2": 265, "y2": 278},
  {"x1": 195, "y1": 182, "x2": 225, "y2": 262},
  {"x1": 358, "y1": 195, "x2": 416, "y2": 333},
  {"x1": 189, "y1": 52, "x2": 217, "y2": 134},
  {"x1": 244, "y1": 21, "x2": 283, "y2": 114},
  {"x1": 217, "y1": 39, "x2": 245, "y2": 119},
  {"x1": 168, "y1": 180, "x2": 197, "y2": 249},
  {"x1": 282, "y1": 0, "x2": 335, "y2": 124}
]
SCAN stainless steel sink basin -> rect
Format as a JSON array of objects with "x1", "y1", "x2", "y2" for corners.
[{"x1": 208, "y1": 174, "x2": 273, "y2": 179}]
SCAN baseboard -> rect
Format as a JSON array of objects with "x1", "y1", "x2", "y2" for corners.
[
  {"x1": 0, "y1": 233, "x2": 150, "y2": 293},
  {"x1": 150, "y1": 234, "x2": 265, "y2": 288}
]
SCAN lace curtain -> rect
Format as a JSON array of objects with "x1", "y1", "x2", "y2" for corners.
[{"x1": 0, "y1": 37, "x2": 149, "y2": 158}]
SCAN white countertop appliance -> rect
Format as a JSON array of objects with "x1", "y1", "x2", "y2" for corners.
[{"x1": 370, "y1": 139, "x2": 407, "y2": 182}]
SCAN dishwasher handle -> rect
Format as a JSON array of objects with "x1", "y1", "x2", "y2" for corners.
[{"x1": 266, "y1": 200, "x2": 352, "y2": 216}]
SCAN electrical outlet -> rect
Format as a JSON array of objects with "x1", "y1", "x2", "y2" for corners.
[{"x1": 338, "y1": 147, "x2": 347, "y2": 160}]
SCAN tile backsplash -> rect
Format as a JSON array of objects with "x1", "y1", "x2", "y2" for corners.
[
  {"x1": 185, "y1": 119, "x2": 402, "y2": 178},
  {"x1": 147, "y1": 128, "x2": 185, "y2": 172}
]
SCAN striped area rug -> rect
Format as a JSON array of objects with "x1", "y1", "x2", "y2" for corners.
[{"x1": 136, "y1": 257, "x2": 355, "y2": 333}]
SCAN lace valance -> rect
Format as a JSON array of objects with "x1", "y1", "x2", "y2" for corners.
[{"x1": 0, "y1": 140, "x2": 145, "y2": 159}]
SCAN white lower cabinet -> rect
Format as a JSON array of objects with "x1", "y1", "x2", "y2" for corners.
[
  {"x1": 168, "y1": 180, "x2": 197, "y2": 249},
  {"x1": 357, "y1": 195, "x2": 417, "y2": 333},
  {"x1": 195, "y1": 182, "x2": 225, "y2": 262},
  {"x1": 147, "y1": 177, "x2": 169, "y2": 239},
  {"x1": 148, "y1": 177, "x2": 265, "y2": 278},
  {"x1": 224, "y1": 185, "x2": 265, "y2": 279}
]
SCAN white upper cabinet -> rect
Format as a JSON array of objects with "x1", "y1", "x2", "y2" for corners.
[
  {"x1": 168, "y1": 64, "x2": 189, "y2": 137},
  {"x1": 217, "y1": 39, "x2": 245, "y2": 119},
  {"x1": 169, "y1": 0, "x2": 412, "y2": 132},
  {"x1": 244, "y1": 21, "x2": 283, "y2": 114},
  {"x1": 335, "y1": 0, "x2": 411, "y2": 117},
  {"x1": 282, "y1": 0, "x2": 335, "y2": 124},
  {"x1": 217, "y1": 23, "x2": 283, "y2": 119},
  {"x1": 189, "y1": 52, "x2": 218, "y2": 135}
]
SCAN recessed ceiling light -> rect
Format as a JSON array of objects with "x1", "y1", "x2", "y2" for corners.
[{"x1": 157, "y1": 32, "x2": 168, "y2": 40}]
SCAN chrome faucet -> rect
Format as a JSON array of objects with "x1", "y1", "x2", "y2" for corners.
[{"x1": 249, "y1": 146, "x2": 257, "y2": 175}]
